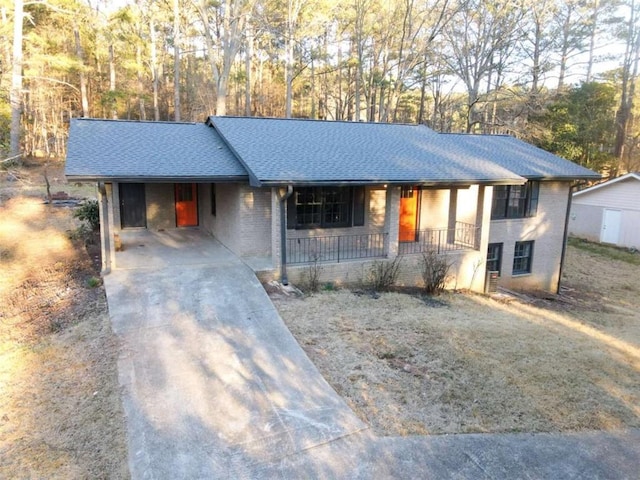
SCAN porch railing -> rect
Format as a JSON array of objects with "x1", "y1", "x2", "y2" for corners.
[
  {"x1": 287, "y1": 232, "x2": 388, "y2": 264},
  {"x1": 398, "y1": 222, "x2": 480, "y2": 255}
]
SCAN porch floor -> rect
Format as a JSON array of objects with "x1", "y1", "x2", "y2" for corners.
[{"x1": 114, "y1": 229, "x2": 272, "y2": 273}]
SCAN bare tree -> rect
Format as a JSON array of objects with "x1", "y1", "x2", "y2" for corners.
[
  {"x1": 553, "y1": 0, "x2": 591, "y2": 91},
  {"x1": 614, "y1": 0, "x2": 640, "y2": 170},
  {"x1": 443, "y1": 0, "x2": 524, "y2": 132}
]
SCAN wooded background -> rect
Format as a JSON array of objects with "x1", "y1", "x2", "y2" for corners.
[{"x1": 2, "y1": 0, "x2": 639, "y2": 177}]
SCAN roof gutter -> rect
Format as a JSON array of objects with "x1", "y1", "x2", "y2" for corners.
[
  {"x1": 522, "y1": 175, "x2": 602, "y2": 182},
  {"x1": 258, "y1": 178, "x2": 527, "y2": 187},
  {"x1": 279, "y1": 185, "x2": 294, "y2": 285}
]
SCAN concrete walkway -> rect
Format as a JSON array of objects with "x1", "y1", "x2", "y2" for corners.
[{"x1": 104, "y1": 230, "x2": 640, "y2": 479}]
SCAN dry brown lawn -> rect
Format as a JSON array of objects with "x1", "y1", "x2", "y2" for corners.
[
  {"x1": 273, "y1": 244, "x2": 640, "y2": 436},
  {"x1": 0, "y1": 160, "x2": 128, "y2": 478}
]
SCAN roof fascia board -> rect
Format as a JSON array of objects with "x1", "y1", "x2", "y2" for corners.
[{"x1": 65, "y1": 175, "x2": 249, "y2": 183}]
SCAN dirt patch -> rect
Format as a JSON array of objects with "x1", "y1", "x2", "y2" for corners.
[
  {"x1": 0, "y1": 161, "x2": 128, "y2": 478},
  {"x1": 273, "y1": 245, "x2": 640, "y2": 436}
]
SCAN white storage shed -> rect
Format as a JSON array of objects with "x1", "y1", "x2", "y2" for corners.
[{"x1": 569, "y1": 173, "x2": 640, "y2": 249}]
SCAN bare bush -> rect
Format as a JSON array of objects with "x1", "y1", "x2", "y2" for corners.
[
  {"x1": 421, "y1": 250, "x2": 452, "y2": 295},
  {"x1": 304, "y1": 252, "x2": 322, "y2": 293},
  {"x1": 368, "y1": 256, "x2": 402, "y2": 291}
]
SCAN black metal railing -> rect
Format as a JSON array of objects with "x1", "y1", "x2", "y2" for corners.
[
  {"x1": 287, "y1": 232, "x2": 388, "y2": 264},
  {"x1": 398, "y1": 222, "x2": 480, "y2": 255}
]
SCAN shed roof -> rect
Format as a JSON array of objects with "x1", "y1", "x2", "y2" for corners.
[
  {"x1": 441, "y1": 134, "x2": 602, "y2": 181},
  {"x1": 573, "y1": 172, "x2": 640, "y2": 198},
  {"x1": 208, "y1": 116, "x2": 525, "y2": 186},
  {"x1": 65, "y1": 118, "x2": 248, "y2": 181}
]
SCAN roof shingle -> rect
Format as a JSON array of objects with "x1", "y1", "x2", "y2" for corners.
[
  {"x1": 65, "y1": 118, "x2": 247, "y2": 181},
  {"x1": 441, "y1": 134, "x2": 601, "y2": 180},
  {"x1": 208, "y1": 116, "x2": 525, "y2": 186}
]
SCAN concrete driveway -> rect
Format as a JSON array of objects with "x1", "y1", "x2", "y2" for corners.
[{"x1": 104, "y1": 230, "x2": 640, "y2": 479}]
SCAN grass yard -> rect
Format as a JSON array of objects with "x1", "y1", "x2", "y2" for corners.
[
  {"x1": 273, "y1": 242, "x2": 640, "y2": 436},
  {"x1": 0, "y1": 161, "x2": 128, "y2": 478}
]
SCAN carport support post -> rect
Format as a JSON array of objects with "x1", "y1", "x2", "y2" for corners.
[
  {"x1": 97, "y1": 182, "x2": 111, "y2": 274},
  {"x1": 279, "y1": 185, "x2": 293, "y2": 285}
]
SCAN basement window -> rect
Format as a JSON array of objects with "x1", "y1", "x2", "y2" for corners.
[{"x1": 512, "y1": 241, "x2": 534, "y2": 275}]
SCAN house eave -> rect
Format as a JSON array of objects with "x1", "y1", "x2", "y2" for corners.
[
  {"x1": 64, "y1": 174, "x2": 250, "y2": 183},
  {"x1": 256, "y1": 178, "x2": 527, "y2": 187},
  {"x1": 523, "y1": 174, "x2": 602, "y2": 182}
]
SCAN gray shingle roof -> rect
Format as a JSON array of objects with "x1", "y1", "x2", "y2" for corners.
[
  {"x1": 208, "y1": 116, "x2": 525, "y2": 186},
  {"x1": 65, "y1": 118, "x2": 247, "y2": 181},
  {"x1": 65, "y1": 116, "x2": 600, "y2": 186},
  {"x1": 442, "y1": 134, "x2": 601, "y2": 180}
]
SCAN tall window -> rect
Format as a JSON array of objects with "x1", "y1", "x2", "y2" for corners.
[
  {"x1": 491, "y1": 181, "x2": 539, "y2": 219},
  {"x1": 288, "y1": 186, "x2": 365, "y2": 229},
  {"x1": 486, "y1": 243, "x2": 503, "y2": 275},
  {"x1": 513, "y1": 241, "x2": 534, "y2": 275}
]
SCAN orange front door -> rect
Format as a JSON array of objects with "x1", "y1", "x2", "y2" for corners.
[
  {"x1": 399, "y1": 186, "x2": 418, "y2": 242},
  {"x1": 175, "y1": 183, "x2": 198, "y2": 227}
]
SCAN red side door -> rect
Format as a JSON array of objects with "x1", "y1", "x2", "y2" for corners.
[
  {"x1": 399, "y1": 186, "x2": 418, "y2": 242},
  {"x1": 175, "y1": 183, "x2": 198, "y2": 227}
]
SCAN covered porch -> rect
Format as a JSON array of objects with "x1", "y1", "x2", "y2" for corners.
[
  {"x1": 285, "y1": 221, "x2": 480, "y2": 265},
  {"x1": 283, "y1": 184, "x2": 488, "y2": 265},
  {"x1": 278, "y1": 183, "x2": 492, "y2": 292}
]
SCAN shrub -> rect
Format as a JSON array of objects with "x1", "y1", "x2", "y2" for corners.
[
  {"x1": 68, "y1": 223, "x2": 95, "y2": 246},
  {"x1": 421, "y1": 250, "x2": 452, "y2": 295},
  {"x1": 304, "y1": 253, "x2": 322, "y2": 293},
  {"x1": 368, "y1": 256, "x2": 402, "y2": 291},
  {"x1": 73, "y1": 199, "x2": 100, "y2": 231}
]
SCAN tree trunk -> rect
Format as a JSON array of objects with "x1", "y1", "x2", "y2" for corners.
[
  {"x1": 557, "y1": 8, "x2": 572, "y2": 92},
  {"x1": 417, "y1": 62, "x2": 427, "y2": 124},
  {"x1": 614, "y1": 1, "x2": 637, "y2": 161},
  {"x1": 531, "y1": 18, "x2": 541, "y2": 97},
  {"x1": 137, "y1": 44, "x2": 146, "y2": 120},
  {"x1": 10, "y1": 0, "x2": 23, "y2": 159},
  {"x1": 73, "y1": 25, "x2": 90, "y2": 118},
  {"x1": 245, "y1": 17, "x2": 253, "y2": 116},
  {"x1": 173, "y1": 0, "x2": 181, "y2": 121},
  {"x1": 150, "y1": 19, "x2": 160, "y2": 121},
  {"x1": 336, "y1": 42, "x2": 342, "y2": 120},
  {"x1": 585, "y1": 0, "x2": 600, "y2": 83},
  {"x1": 310, "y1": 59, "x2": 316, "y2": 119},
  {"x1": 285, "y1": 34, "x2": 293, "y2": 118},
  {"x1": 109, "y1": 44, "x2": 117, "y2": 119}
]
